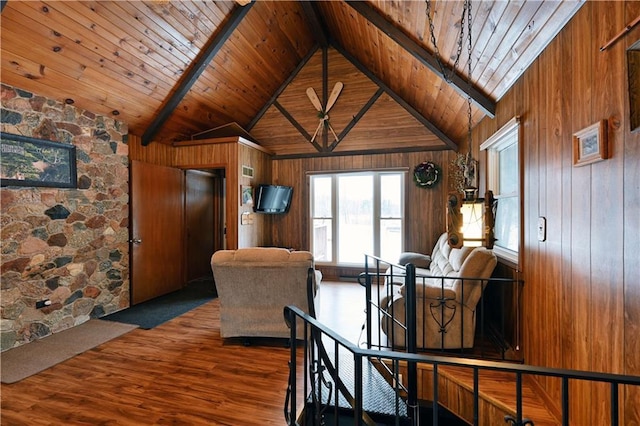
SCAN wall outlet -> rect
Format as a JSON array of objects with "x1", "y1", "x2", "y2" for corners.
[{"x1": 36, "y1": 299, "x2": 51, "y2": 309}]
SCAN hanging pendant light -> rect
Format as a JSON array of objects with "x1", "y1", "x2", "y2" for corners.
[{"x1": 429, "y1": 0, "x2": 495, "y2": 249}]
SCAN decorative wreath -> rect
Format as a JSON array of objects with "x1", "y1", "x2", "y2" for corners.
[{"x1": 413, "y1": 161, "x2": 441, "y2": 188}]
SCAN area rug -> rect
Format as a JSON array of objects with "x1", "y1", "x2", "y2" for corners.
[
  {"x1": 1, "y1": 319, "x2": 138, "y2": 384},
  {"x1": 101, "y1": 277, "x2": 217, "y2": 329}
]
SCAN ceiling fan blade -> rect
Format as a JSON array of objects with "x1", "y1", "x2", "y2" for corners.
[
  {"x1": 306, "y1": 87, "x2": 323, "y2": 112},
  {"x1": 325, "y1": 82, "x2": 343, "y2": 113}
]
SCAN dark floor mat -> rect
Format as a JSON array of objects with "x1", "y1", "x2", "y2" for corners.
[{"x1": 102, "y1": 277, "x2": 217, "y2": 329}]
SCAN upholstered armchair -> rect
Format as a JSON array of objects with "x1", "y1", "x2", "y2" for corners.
[
  {"x1": 379, "y1": 233, "x2": 497, "y2": 349},
  {"x1": 211, "y1": 247, "x2": 322, "y2": 340}
]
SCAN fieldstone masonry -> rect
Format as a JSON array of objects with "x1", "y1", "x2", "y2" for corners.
[{"x1": 1, "y1": 84, "x2": 130, "y2": 350}]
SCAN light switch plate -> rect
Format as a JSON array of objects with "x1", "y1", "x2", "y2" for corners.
[{"x1": 538, "y1": 216, "x2": 546, "y2": 242}]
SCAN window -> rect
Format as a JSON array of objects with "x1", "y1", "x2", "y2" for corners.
[
  {"x1": 480, "y1": 117, "x2": 520, "y2": 263},
  {"x1": 310, "y1": 171, "x2": 405, "y2": 265}
]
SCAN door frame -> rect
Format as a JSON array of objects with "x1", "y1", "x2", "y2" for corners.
[{"x1": 178, "y1": 164, "x2": 228, "y2": 279}]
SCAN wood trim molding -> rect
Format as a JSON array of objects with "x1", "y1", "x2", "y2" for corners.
[
  {"x1": 272, "y1": 144, "x2": 444, "y2": 160},
  {"x1": 480, "y1": 116, "x2": 520, "y2": 151},
  {"x1": 173, "y1": 136, "x2": 273, "y2": 155}
]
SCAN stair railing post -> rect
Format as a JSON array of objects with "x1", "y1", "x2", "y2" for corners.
[
  {"x1": 283, "y1": 307, "x2": 297, "y2": 425},
  {"x1": 611, "y1": 382, "x2": 619, "y2": 426},
  {"x1": 353, "y1": 352, "x2": 364, "y2": 425},
  {"x1": 405, "y1": 263, "x2": 418, "y2": 423},
  {"x1": 364, "y1": 255, "x2": 373, "y2": 349},
  {"x1": 561, "y1": 377, "x2": 569, "y2": 426}
]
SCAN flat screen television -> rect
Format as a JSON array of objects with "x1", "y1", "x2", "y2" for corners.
[{"x1": 253, "y1": 184, "x2": 293, "y2": 214}]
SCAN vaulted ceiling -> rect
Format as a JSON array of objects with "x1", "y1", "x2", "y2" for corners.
[{"x1": 0, "y1": 1, "x2": 584, "y2": 156}]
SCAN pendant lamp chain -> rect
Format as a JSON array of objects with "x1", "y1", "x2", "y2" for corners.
[
  {"x1": 466, "y1": 0, "x2": 473, "y2": 149},
  {"x1": 425, "y1": 0, "x2": 474, "y2": 146},
  {"x1": 425, "y1": 0, "x2": 469, "y2": 83}
]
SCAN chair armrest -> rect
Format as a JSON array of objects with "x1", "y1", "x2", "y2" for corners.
[{"x1": 397, "y1": 252, "x2": 431, "y2": 269}]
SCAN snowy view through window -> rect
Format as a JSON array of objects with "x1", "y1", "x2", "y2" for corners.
[{"x1": 311, "y1": 171, "x2": 404, "y2": 265}]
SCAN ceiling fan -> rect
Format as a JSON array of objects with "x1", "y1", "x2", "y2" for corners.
[{"x1": 306, "y1": 82, "x2": 343, "y2": 143}]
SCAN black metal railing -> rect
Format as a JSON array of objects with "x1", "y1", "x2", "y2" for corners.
[
  {"x1": 284, "y1": 304, "x2": 410, "y2": 426},
  {"x1": 360, "y1": 254, "x2": 524, "y2": 361},
  {"x1": 284, "y1": 305, "x2": 640, "y2": 426}
]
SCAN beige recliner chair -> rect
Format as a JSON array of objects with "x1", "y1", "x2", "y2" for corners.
[
  {"x1": 379, "y1": 233, "x2": 497, "y2": 349},
  {"x1": 211, "y1": 247, "x2": 322, "y2": 340}
]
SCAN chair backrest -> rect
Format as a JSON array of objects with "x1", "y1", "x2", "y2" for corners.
[
  {"x1": 451, "y1": 247, "x2": 497, "y2": 307},
  {"x1": 213, "y1": 246, "x2": 312, "y2": 263},
  {"x1": 210, "y1": 247, "x2": 319, "y2": 338},
  {"x1": 425, "y1": 233, "x2": 497, "y2": 307},
  {"x1": 429, "y1": 233, "x2": 474, "y2": 277},
  {"x1": 211, "y1": 248, "x2": 318, "y2": 296}
]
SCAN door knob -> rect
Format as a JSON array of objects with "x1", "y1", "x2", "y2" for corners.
[{"x1": 129, "y1": 238, "x2": 142, "y2": 244}]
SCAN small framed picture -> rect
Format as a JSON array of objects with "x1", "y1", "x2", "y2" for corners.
[
  {"x1": 1, "y1": 133, "x2": 77, "y2": 188},
  {"x1": 241, "y1": 185, "x2": 253, "y2": 206},
  {"x1": 573, "y1": 120, "x2": 608, "y2": 167}
]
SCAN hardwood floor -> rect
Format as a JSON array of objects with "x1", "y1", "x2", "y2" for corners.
[
  {"x1": 0, "y1": 282, "x2": 365, "y2": 425},
  {"x1": 2, "y1": 281, "x2": 557, "y2": 425}
]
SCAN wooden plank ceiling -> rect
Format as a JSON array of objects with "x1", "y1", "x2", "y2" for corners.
[{"x1": 0, "y1": 0, "x2": 583, "y2": 157}]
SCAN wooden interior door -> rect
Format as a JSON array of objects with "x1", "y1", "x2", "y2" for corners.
[
  {"x1": 131, "y1": 160, "x2": 184, "y2": 304},
  {"x1": 185, "y1": 170, "x2": 216, "y2": 281},
  {"x1": 214, "y1": 174, "x2": 226, "y2": 251}
]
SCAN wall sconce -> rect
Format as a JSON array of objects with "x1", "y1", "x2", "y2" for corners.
[{"x1": 447, "y1": 191, "x2": 496, "y2": 249}]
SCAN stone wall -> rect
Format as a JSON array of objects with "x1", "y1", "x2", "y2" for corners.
[{"x1": 1, "y1": 84, "x2": 129, "y2": 351}]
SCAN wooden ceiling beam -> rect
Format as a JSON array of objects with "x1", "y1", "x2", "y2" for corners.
[
  {"x1": 272, "y1": 100, "x2": 323, "y2": 152},
  {"x1": 333, "y1": 43, "x2": 458, "y2": 151},
  {"x1": 272, "y1": 144, "x2": 445, "y2": 161},
  {"x1": 299, "y1": 1, "x2": 329, "y2": 48},
  {"x1": 344, "y1": 0, "x2": 496, "y2": 119},
  {"x1": 246, "y1": 44, "x2": 319, "y2": 131},
  {"x1": 329, "y1": 87, "x2": 384, "y2": 152},
  {"x1": 141, "y1": 3, "x2": 254, "y2": 146}
]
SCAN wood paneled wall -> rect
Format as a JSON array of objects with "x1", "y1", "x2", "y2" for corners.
[
  {"x1": 237, "y1": 143, "x2": 273, "y2": 248},
  {"x1": 130, "y1": 4, "x2": 640, "y2": 418},
  {"x1": 471, "y1": 1, "x2": 640, "y2": 423},
  {"x1": 129, "y1": 134, "x2": 174, "y2": 166},
  {"x1": 271, "y1": 151, "x2": 448, "y2": 279},
  {"x1": 129, "y1": 136, "x2": 272, "y2": 250}
]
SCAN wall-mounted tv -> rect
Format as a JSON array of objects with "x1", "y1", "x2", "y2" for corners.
[{"x1": 253, "y1": 184, "x2": 293, "y2": 214}]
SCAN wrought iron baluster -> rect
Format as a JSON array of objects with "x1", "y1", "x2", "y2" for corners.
[
  {"x1": 611, "y1": 382, "x2": 619, "y2": 426},
  {"x1": 561, "y1": 377, "x2": 569, "y2": 426},
  {"x1": 504, "y1": 372, "x2": 533, "y2": 425}
]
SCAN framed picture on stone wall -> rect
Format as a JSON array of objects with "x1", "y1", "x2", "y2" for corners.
[{"x1": 0, "y1": 133, "x2": 77, "y2": 188}]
